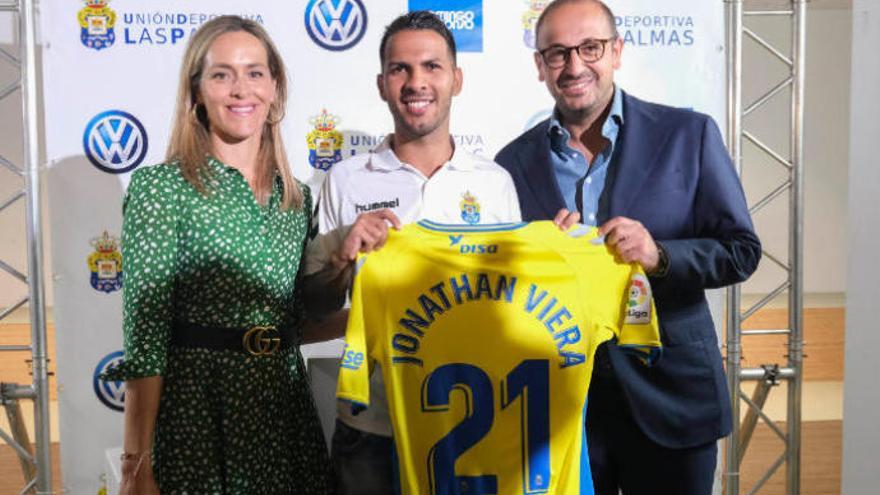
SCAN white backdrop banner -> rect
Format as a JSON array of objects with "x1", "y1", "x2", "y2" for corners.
[{"x1": 42, "y1": 0, "x2": 724, "y2": 492}]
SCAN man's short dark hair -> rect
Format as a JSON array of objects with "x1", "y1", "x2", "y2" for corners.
[
  {"x1": 535, "y1": 0, "x2": 619, "y2": 48},
  {"x1": 379, "y1": 10, "x2": 457, "y2": 68}
]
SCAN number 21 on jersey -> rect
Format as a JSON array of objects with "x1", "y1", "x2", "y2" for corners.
[{"x1": 422, "y1": 359, "x2": 550, "y2": 495}]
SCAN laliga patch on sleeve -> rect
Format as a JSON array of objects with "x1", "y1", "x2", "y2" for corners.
[{"x1": 625, "y1": 273, "x2": 652, "y2": 325}]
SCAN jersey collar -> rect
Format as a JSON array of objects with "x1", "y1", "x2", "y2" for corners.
[{"x1": 367, "y1": 134, "x2": 474, "y2": 173}]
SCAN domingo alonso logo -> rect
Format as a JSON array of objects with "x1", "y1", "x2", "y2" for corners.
[
  {"x1": 410, "y1": 0, "x2": 483, "y2": 52},
  {"x1": 305, "y1": 0, "x2": 368, "y2": 51},
  {"x1": 83, "y1": 110, "x2": 148, "y2": 174},
  {"x1": 93, "y1": 351, "x2": 126, "y2": 412}
]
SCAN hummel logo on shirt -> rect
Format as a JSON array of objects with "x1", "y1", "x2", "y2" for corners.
[{"x1": 354, "y1": 198, "x2": 400, "y2": 214}]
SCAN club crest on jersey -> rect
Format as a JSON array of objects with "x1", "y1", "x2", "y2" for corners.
[
  {"x1": 78, "y1": 0, "x2": 117, "y2": 50},
  {"x1": 307, "y1": 109, "x2": 344, "y2": 171},
  {"x1": 625, "y1": 274, "x2": 651, "y2": 324},
  {"x1": 459, "y1": 191, "x2": 481, "y2": 224},
  {"x1": 88, "y1": 230, "x2": 123, "y2": 293}
]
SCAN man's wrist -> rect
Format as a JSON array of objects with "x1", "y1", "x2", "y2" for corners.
[
  {"x1": 302, "y1": 262, "x2": 353, "y2": 319},
  {"x1": 650, "y1": 242, "x2": 670, "y2": 278}
]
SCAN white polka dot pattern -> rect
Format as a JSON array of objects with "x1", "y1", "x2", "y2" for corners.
[{"x1": 104, "y1": 158, "x2": 331, "y2": 493}]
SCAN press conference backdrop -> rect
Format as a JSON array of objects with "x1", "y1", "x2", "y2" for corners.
[{"x1": 42, "y1": 1, "x2": 724, "y2": 492}]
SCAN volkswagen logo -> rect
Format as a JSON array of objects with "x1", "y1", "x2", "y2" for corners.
[
  {"x1": 83, "y1": 110, "x2": 149, "y2": 174},
  {"x1": 93, "y1": 351, "x2": 126, "y2": 412},
  {"x1": 305, "y1": 0, "x2": 368, "y2": 51}
]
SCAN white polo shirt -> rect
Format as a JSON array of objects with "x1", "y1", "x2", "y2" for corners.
[{"x1": 305, "y1": 135, "x2": 521, "y2": 436}]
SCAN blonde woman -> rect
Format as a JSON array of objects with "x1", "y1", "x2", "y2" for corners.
[{"x1": 103, "y1": 16, "x2": 331, "y2": 494}]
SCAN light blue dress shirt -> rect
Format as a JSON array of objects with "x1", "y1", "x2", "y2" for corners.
[{"x1": 548, "y1": 85, "x2": 624, "y2": 226}]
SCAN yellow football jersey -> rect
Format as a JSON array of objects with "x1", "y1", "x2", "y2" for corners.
[{"x1": 337, "y1": 220, "x2": 661, "y2": 495}]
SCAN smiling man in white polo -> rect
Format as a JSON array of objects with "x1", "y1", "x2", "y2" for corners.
[{"x1": 302, "y1": 11, "x2": 523, "y2": 495}]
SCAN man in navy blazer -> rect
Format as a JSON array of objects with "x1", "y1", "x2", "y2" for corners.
[{"x1": 496, "y1": 1, "x2": 761, "y2": 493}]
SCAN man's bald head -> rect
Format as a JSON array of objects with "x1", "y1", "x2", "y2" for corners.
[{"x1": 535, "y1": 0, "x2": 619, "y2": 47}]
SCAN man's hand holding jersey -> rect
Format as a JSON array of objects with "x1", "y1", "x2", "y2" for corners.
[
  {"x1": 599, "y1": 216, "x2": 664, "y2": 276},
  {"x1": 334, "y1": 209, "x2": 403, "y2": 267},
  {"x1": 554, "y1": 208, "x2": 581, "y2": 231}
]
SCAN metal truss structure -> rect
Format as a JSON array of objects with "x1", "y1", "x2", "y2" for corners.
[
  {"x1": 724, "y1": 1, "x2": 806, "y2": 494},
  {"x1": 0, "y1": 0, "x2": 53, "y2": 493}
]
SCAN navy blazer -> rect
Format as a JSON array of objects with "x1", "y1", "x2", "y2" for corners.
[{"x1": 496, "y1": 91, "x2": 761, "y2": 448}]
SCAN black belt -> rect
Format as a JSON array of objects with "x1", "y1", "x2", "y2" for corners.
[{"x1": 171, "y1": 321, "x2": 297, "y2": 356}]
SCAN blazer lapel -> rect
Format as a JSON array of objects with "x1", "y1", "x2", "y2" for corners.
[
  {"x1": 519, "y1": 121, "x2": 567, "y2": 219},
  {"x1": 606, "y1": 93, "x2": 667, "y2": 218}
]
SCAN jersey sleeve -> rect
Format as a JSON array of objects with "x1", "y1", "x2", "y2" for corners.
[
  {"x1": 615, "y1": 265, "x2": 662, "y2": 365},
  {"x1": 336, "y1": 254, "x2": 374, "y2": 409}
]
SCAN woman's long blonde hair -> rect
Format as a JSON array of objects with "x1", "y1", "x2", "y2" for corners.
[{"x1": 166, "y1": 16, "x2": 302, "y2": 210}]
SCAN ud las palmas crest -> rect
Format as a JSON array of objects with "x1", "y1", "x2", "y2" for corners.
[
  {"x1": 521, "y1": 0, "x2": 550, "y2": 48},
  {"x1": 460, "y1": 191, "x2": 481, "y2": 225},
  {"x1": 307, "y1": 109, "x2": 344, "y2": 171},
  {"x1": 88, "y1": 231, "x2": 123, "y2": 293},
  {"x1": 78, "y1": 0, "x2": 117, "y2": 50}
]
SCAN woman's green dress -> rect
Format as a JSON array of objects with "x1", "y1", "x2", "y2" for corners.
[{"x1": 105, "y1": 158, "x2": 331, "y2": 494}]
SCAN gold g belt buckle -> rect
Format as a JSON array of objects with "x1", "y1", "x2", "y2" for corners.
[{"x1": 242, "y1": 325, "x2": 282, "y2": 356}]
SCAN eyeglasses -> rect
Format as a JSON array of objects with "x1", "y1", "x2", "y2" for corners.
[{"x1": 538, "y1": 38, "x2": 616, "y2": 69}]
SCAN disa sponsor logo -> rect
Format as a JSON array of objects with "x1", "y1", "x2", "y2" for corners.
[{"x1": 448, "y1": 234, "x2": 498, "y2": 255}]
